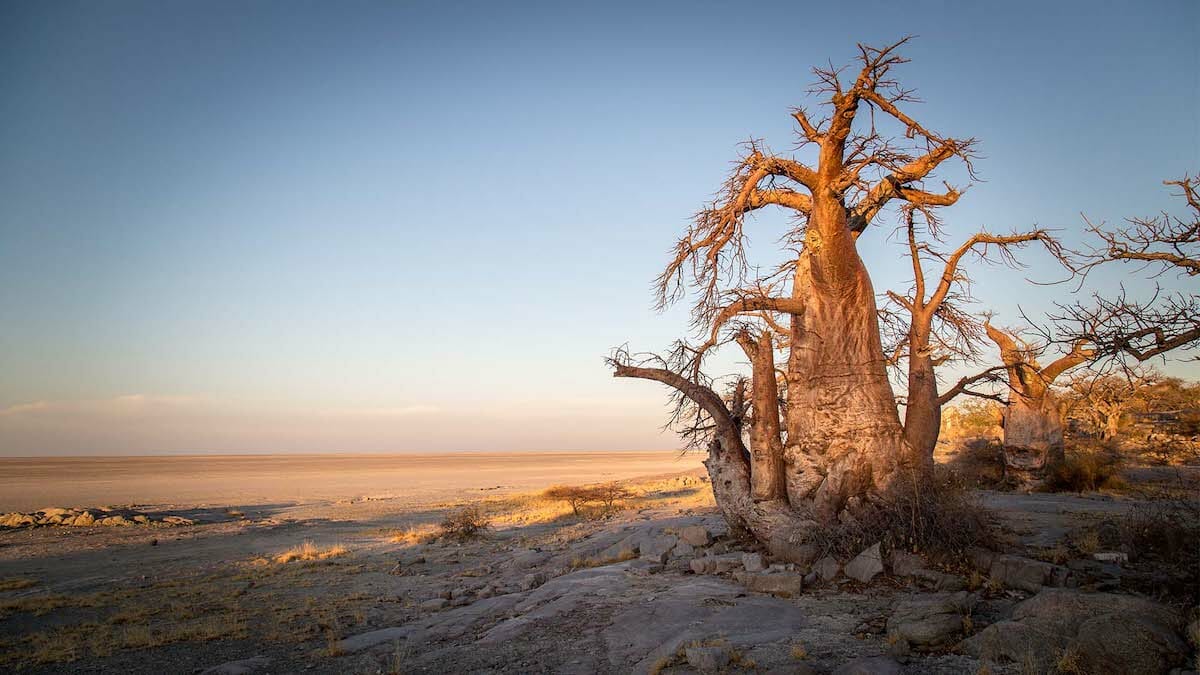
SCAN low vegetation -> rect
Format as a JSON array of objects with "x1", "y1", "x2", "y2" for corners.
[
  {"x1": 1043, "y1": 446, "x2": 1127, "y2": 493},
  {"x1": 438, "y1": 506, "x2": 490, "y2": 541},
  {"x1": 542, "y1": 482, "x2": 634, "y2": 518},
  {"x1": 272, "y1": 540, "x2": 349, "y2": 564}
]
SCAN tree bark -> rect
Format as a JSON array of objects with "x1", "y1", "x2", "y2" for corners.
[
  {"x1": 902, "y1": 341, "x2": 941, "y2": 458},
  {"x1": 1001, "y1": 391, "x2": 1066, "y2": 480},
  {"x1": 782, "y1": 219, "x2": 921, "y2": 521},
  {"x1": 736, "y1": 331, "x2": 786, "y2": 501}
]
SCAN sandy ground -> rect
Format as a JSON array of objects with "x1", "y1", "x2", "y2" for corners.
[{"x1": 0, "y1": 451, "x2": 705, "y2": 513}]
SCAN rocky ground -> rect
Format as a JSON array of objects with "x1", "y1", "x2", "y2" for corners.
[{"x1": 0, "y1": 469, "x2": 1197, "y2": 674}]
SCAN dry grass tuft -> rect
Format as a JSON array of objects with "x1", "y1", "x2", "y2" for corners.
[
  {"x1": 0, "y1": 577, "x2": 39, "y2": 591},
  {"x1": 273, "y1": 540, "x2": 349, "y2": 564},
  {"x1": 387, "y1": 523, "x2": 440, "y2": 546}
]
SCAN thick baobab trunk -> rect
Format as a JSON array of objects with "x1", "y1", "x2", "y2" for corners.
[
  {"x1": 1001, "y1": 391, "x2": 1066, "y2": 479},
  {"x1": 782, "y1": 225, "x2": 924, "y2": 521},
  {"x1": 986, "y1": 322, "x2": 1092, "y2": 484}
]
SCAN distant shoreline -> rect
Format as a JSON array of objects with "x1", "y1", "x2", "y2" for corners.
[{"x1": 0, "y1": 448, "x2": 682, "y2": 460}]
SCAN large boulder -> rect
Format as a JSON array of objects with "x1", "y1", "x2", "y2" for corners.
[
  {"x1": 677, "y1": 525, "x2": 712, "y2": 547},
  {"x1": 689, "y1": 553, "x2": 743, "y2": 575},
  {"x1": 960, "y1": 589, "x2": 1188, "y2": 674},
  {"x1": 844, "y1": 543, "x2": 884, "y2": 584},
  {"x1": 886, "y1": 591, "x2": 977, "y2": 649},
  {"x1": 986, "y1": 554, "x2": 1072, "y2": 593}
]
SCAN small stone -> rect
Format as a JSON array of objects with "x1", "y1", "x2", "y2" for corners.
[
  {"x1": 520, "y1": 571, "x2": 548, "y2": 591},
  {"x1": 844, "y1": 543, "x2": 884, "y2": 584},
  {"x1": 684, "y1": 645, "x2": 732, "y2": 672},
  {"x1": 508, "y1": 550, "x2": 552, "y2": 570},
  {"x1": 689, "y1": 553, "x2": 743, "y2": 575},
  {"x1": 198, "y1": 655, "x2": 272, "y2": 675},
  {"x1": 419, "y1": 598, "x2": 448, "y2": 611},
  {"x1": 640, "y1": 534, "x2": 678, "y2": 563},
  {"x1": 678, "y1": 525, "x2": 712, "y2": 547},
  {"x1": 741, "y1": 552, "x2": 766, "y2": 572},
  {"x1": 1092, "y1": 551, "x2": 1128, "y2": 564},
  {"x1": 813, "y1": 556, "x2": 841, "y2": 582},
  {"x1": 673, "y1": 540, "x2": 695, "y2": 558},
  {"x1": 886, "y1": 591, "x2": 977, "y2": 649},
  {"x1": 740, "y1": 571, "x2": 804, "y2": 597},
  {"x1": 133, "y1": 515, "x2": 150, "y2": 524},
  {"x1": 71, "y1": 512, "x2": 96, "y2": 527}
]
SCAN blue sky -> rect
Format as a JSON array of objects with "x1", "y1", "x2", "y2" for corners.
[{"x1": 1, "y1": 1, "x2": 1197, "y2": 454}]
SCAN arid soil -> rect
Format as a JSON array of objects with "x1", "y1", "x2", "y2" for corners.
[{"x1": 0, "y1": 454, "x2": 1197, "y2": 674}]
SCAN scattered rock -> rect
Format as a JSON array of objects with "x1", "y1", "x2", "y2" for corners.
[
  {"x1": 832, "y1": 655, "x2": 903, "y2": 675},
  {"x1": 419, "y1": 598, "x2": 449, "y2": 611},
  {"x1": 684, "y1": 645, "x2": 732, "y2": 672},
  {"x1": 890, "y1": 551, "x2": 925, "y2": 577},
  {"x1": 741, "y1": 552, "x2": 765, "y2": 572},
  {"x1": 71, "y1": 512, "x2": 96, "y2": 527},
  {"x1": 520, "y1": 572, "x2": 548, "y2": 591},
  {"x1": 737, "y1": 571, "x2": 804, "y2": 597},
  {"x1": 673, "y1": 540, "x2": 695, "y2": 558},
  {"x1": 766, "y1": 533, "x2": 818, "y2": 565},
  {"x1": 987, "y1": 554, "x2": 1071, "y2": 593},
  {"x1": 678, "y1": 525, "x2": 712, "y2": 547},
  {"x1": 508, "y1": 550, "x2": 552, "y2": 570},
  {"x1": 161, "y1": 515, "x2": 195, "y2": 526},
  {"x1": 886, "y1": 591, "x2": 977, "y2": 649},
  {"x1": 960, "y1": 589, "x2": 1188, "y2": 674},
  {"x1": 813, "y1": 556, "x2": 841, "y2": 582},
  {"x1": 689, "y1": 553, "x2": 742, "y2": 575},
  {"x1": 640, "y1": 534, "x2": 678, "y2": 564},
  {"x1": 844, "y1": 543, "x2": 883, "y2": 584},
  {"x1": 1092, "y1": 551, "x2": 1128, "y2": 564}
]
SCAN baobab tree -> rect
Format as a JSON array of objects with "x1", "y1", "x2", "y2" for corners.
[
  {"x1": 881, "y1": 209, "x2": 1059, "y2": 457},
  {"x1": 984, "y1": 321, "x2": 1093, "y2": 480},
  {"x1": 609, "y1": 39, "x2": 1033, "y2": 551}
]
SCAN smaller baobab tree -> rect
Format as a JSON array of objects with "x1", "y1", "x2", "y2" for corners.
[
  {"x1": 983, "y1": 320, "x2": 1094, "y2": 480},
  {"x1": 880, "y1": 208, "x2": 1061, "y2": 457}
]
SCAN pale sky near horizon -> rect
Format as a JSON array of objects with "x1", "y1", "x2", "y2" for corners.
[{"x1": 2, "y1": 1, "x2": 1198, "y2": 455}]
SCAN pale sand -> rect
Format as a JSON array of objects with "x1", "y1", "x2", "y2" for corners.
[{"x1": 0, "y1": 451, "x2": 703, "y2": 513}]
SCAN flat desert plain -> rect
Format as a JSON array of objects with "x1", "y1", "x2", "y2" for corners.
[{"x1": 0, "y1": 451, "x2": 704, "y2": 514}]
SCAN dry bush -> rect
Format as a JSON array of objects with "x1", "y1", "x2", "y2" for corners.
[
  {"x1": 1121, "y1": 495, "x2": 1200, "y2": 602},
  {"x1": 1044, "y1": 445, "x2": 1126, "y2": 492},
  {"x1": 439, "y1": 506, "x2": 490, "y2": 540},
  {"x1": 590, "y1": 482, "x2": 635, "y2": 513},
  {"x1": 943, "y1": 438, "x2": 1006, "y2": 487},
  {"x1": 1139, "y1": 438, "x2": 1200, "y2": 466},
  {"x1": 810, "y1": 469, "x2": 994, "y2": 559},
  {"x1": 273, "y1": 540, "x2": 349, "y2": 564}
]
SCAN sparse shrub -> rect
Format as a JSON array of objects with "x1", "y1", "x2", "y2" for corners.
[
  {"x1": 1044, "y1": 446, "x2": 1126, "y2": 492},
  {"x1": 1121, "y1": 495, "x2": 1200, "y2": 578},
  {"x1": 591, "y1": 482, "x2": 634, "y2": 513},
  {"x1": 808, "y1": 469, "x2": 994, "y2": 559},
  {"x1": 439, "y1": 506, "x2": 490, "y2": 540}
]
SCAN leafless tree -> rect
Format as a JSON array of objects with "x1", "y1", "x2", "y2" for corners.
[
  {"x1": 881, "y1": 208, "x2": 1062, "y2": 457},
  {"x1": 1063, "y1": 367, "x2": 1159, "y2": 441},
  {"x1": 1045, "y1": 176, "x2": 1200, "y2": 365},
  {"x1": 608, "y1": 39, "x2": 1001, "y2": 549}
]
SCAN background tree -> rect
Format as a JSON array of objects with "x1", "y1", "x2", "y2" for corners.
[
  {"x1": 1063, "y1": 368, "x2": 1159, "y2": 441},
  {"x1": 609, "y1": 39, "x2": 989, "y2": 552},
  {"x1": 983, "y1": 321, "x2": 1093, "y2": 482}
]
